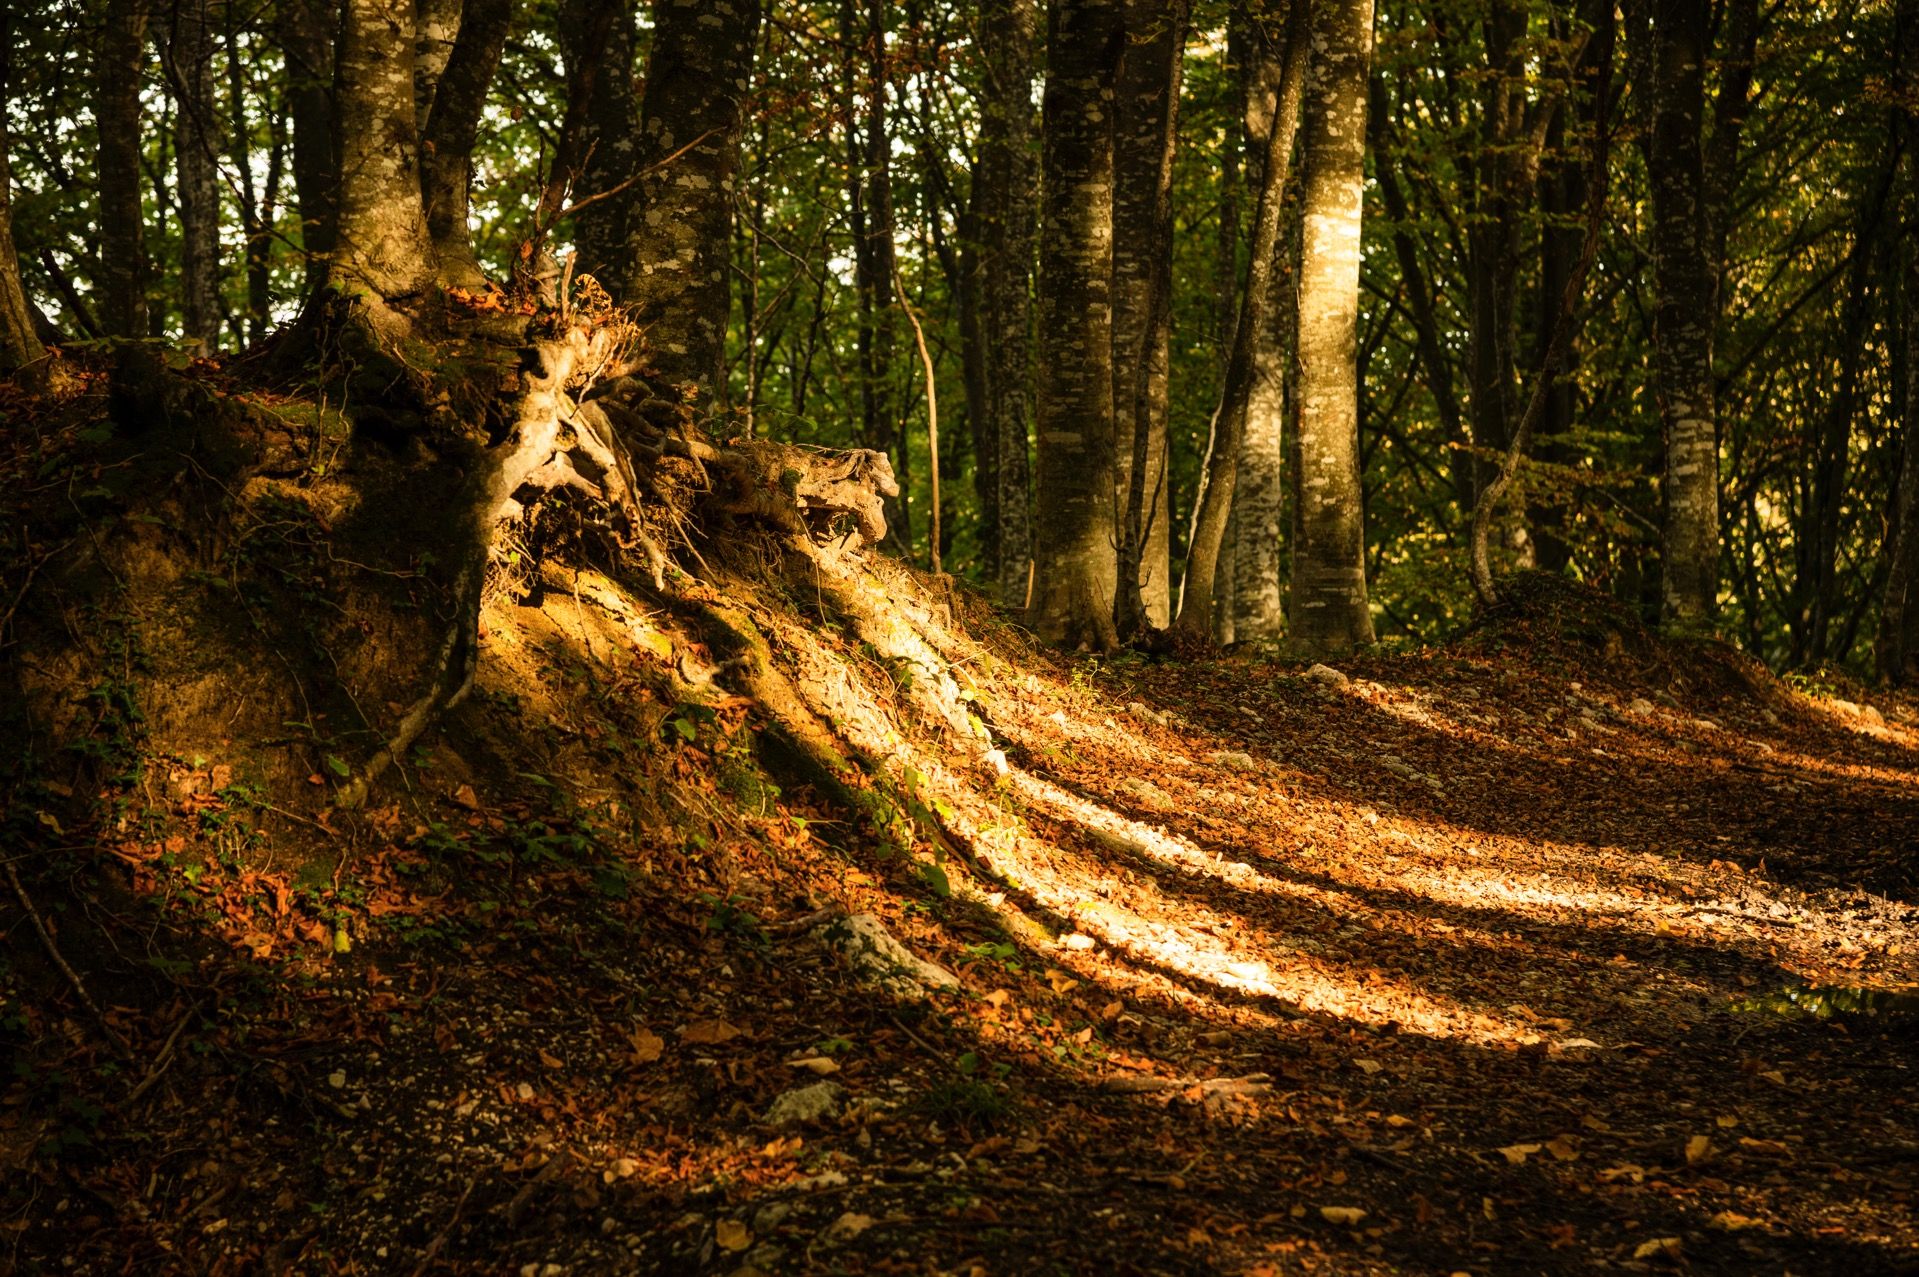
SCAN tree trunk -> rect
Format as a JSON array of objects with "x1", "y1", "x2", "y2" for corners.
[
  {"x1": 1288, "y1": 0, "x2": 1375, "y2": 653},
  {"x1": 334, "y1": 0, "x2": 438, "y2": 298},
  {"x1": 420, "y1": 0, "x2": 514, "y2": 282},
  {"x1": 1110, "y1": 0, "x2": 1184, "y2": 632},
  {"x1": 1174, "y1": 0, "x2": 1305, "y2": 643},
  {"x1": 620, "y1": 0, "x2": 761, "y2": 400},
  {"x1": 96, "y1": 0, "x2": 150, "y2": 337},
  {"x1": 227, "y1": 3, "x2": 279, "y2": 344},
  {"x1": 844, "y1": 0, "x2": 903, "y2": 545},
  {"x1": 163, "y1": 0, "x2": 222, "y2": 351},
  {"x1": 1033, "y1": 0, "x2": 1122, "y2": 648},
  {"x1": 0, "y1": 26, "x2": 46, "y2": 377},
  {"x1": 412, "y1": 0, "x2": 461, "y2": 131},
  {"x1": 1649, "y1": 0, "x2": 1717, "y2": 626},
  {"x1": 965, "y1": 0, "x2": 1038, "y2": 605},
  {"x1": 1231, "y1": 5, "x2": 1303, "y2": 644},
  {"x1": 1875, "y1": 0, "x2": 1919, "y2": 685},
  {"x1": 278, "y1": 0, "x2": 339, "y2": 285},
  {"x1": 557, "y1": 0, "x2": 637, "y2": 286},
  {"x1": 1464, "y1": 0, "x2": 1526, "y2": 517}
]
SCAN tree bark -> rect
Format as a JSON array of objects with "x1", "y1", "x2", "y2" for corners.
[
  {"x1": 966, "y1": 0, "x2": 1038, "y2": 605},
  {"x1": 1649, "y1": 0, "x2": 1717, "y2": 626},
  {"x1": 1288, "y1": 0, "x2": 1375, "y2": 653},
  {"x1": 1464, "y1": 0, "x2": 1526, "y2": 517},
  {"x1": 96, "y1": 0, "x2": 150, "y2": 337},
  {"x1": 163, "y1": 0, "x2": 222, "y2": 351},
  {"x1": 843, "y1": 0, "x2": 902, "y2": 542},
  {"x1": 1175, "y1": 0, "x2": 1305, "y2": 643},
  {"x1": 412, "y1": 0, "x2": 461, "y2": 131},
  {"x1": 620, "y1": 0, "x2": 761, "y2": 400},
  {"x1": 557, "y1": 0, "x2": 637, "y2": 286},
  {"x1": 227, "y1": 3, "x2": 280, "y2": 344},
  {"x1": 277, "y1": 0, "x2": 339, "y2": 285},
  {"x1": 334, "y1": 0, "x2": 438, "y2": 298},
  {"x1": 1875, "y1": 0, "x2": 1919, "y2": 685},
  {"x1": 1033, "y1": 0, "x2": 1122, "y2": 648},
  {"x1": 419, "y1": 0, "x2": 513, "y2": 282},
  {"x1": 0, "y1": 22, "x2": 47, "y2": 377},
  {"x1": 1110, "y1": 0, "x2": 1184, "y2": 632}
]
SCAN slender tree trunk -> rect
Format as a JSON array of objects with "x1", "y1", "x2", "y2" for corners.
[
  {"x1": 0, "y1": 23, "x2": 47, "y2": 377},
  {"x1": 1175, "y1": 0, "x2": 1306, "y2": 643},
  {"x1": 1464, "y1": 0, "x2": 1525, "y2": 519},
  {"x1": 1649, "y1": 0, "x2": 1717, "y2": 626},
  {"x1": 1110, "y1": 0, "x2": 1184, "y2": 632},
  {"x1": 1875, "y1": 0, "x2": 1919, "y2": 685},
  {"x1": 843, "y1": 0, "x2": 903, "y2": 543},
  {"x1": 163, "y1": 0, "x2": 222, "y2": 351},
  {"x1": 621, "y1": 0, "x2": 761, "y2": 400},
  {"x1": 419, "y1": 0, "x2": 513, "y2": 282},
  {"x1": 557, "y1": 0, "x2": 636, "y2": 286},
  {"x1": 1531, "y1": 94, "x2": 1578, "y2": 573},
  {"x1": 1033, "y1": 0, "x2": 1122, "y2": 648},
  {"x1": 1288, "y1": 0, "x2": 1375, "y2": 653},
  {"x1": 226, "y1": 5, "x2": 277, "y2": 344},
  {"x1": 334, "y1": 0, "x2": 438, "y2": 298},
  {"x1": 964, "y1": 0, "x2": 1038, "y2": 605},
  {"x1": 278, "y1": 0, "x2": 338, "y2": 285},
  {"x1": 96, "y1": 0, "x2": 150, "y2": 337},
  {"x1": 1231, "y1": 5, "x2": 1304, "y2": 643},
  {"x1": 412, "y1": 0, "x2": 461, "y2": 130}
]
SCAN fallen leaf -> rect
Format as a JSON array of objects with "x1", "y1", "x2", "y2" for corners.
[
  {"x1": 1715, "y1": 1114, "x2": 1739, "y2": 1128},
  {"x1": 538, "y1": 1049, "x2": 564, "y2": 1070},
  {"x1": 715, "y1": 1219, "x2": 751, "y2": 1251},
  {"x1": 1046, "y1": 969, "x2": 1080, "y2": 995},
  {"x1": 1354, "y1": 1059, "x2": 1383, "y2": 1075},
  {"x1": 1758, "y1": 1069, "x2": 1787, "y2": 1086},
  {"x1": 788, "y1": 1056, "x2": 840, "y2": 1075},
  {"x1": 683, "y1": 1019, "x2": 742, "y2": 1045},
  {"x1": 1685, "y1": 1134, "x2": 1712, "y2": 1164},
  {"x1": 1598, "y1": 1164, "x2": 1646, "y2": 1184},
  {"x1": 1737, "y1": 1136, "x2": 1791, "y2": 1157},
  {"x1": 1545, "y1": 1134, "x2": 1580, "y2": 1161},
  {"x1": 1319, "y1": 1207, "x2": 1367, "y2": 1226},
  {"x1": 627, "y1": 1025, "x2": 664, "y2": 1064},
  {"x1": 1708, "y1": 1211, "x2": 1759, "y2": 1231},
  {"x1": 452, "y1": 783, "x2": 480, "y2": 810},
  {"x1": 1632, "y1": 1237, "x2": 1683, "y2": 1261},
  {"x1": 1498, "y1": 1143, "x2": 1542, "y2": 1165},
  {"x1": 825, "y1": 1211, "x2": 874, "y2": 1243}
]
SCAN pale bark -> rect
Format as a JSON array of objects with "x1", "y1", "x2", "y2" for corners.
[
  {"x1": 419, "y1": 0, "x2": 513, "y2": 281},
  {"x1": 334, "y1": 0, "x2": 438, "y2": 297},
  {"x1": 620, "y1": 0, "x2": 761, "y2": 399},
  {"x1": 1288, "y1": 0, "x2": 1374, "y2": 653},
  {"x1": 966, "y1": 0, "x2": 1038, "y2": 604},
  {"x1": 1110, "y1": 0, "x2": 1184, "y2": 632},
  {"x1": 1176, "y1": 0, "x2": 1305, "y2": 643},
  {"x1": 557, "y1": 0, "x2": 637, "y2": 285},
  {"x1": 0, "y1": 31, "x2": 46, "y2": 376},
  {"x1": 163, "y1": 0, "x2": 222, "y2": 351},
  {"x1": 412, "y1": 0, "x2": 461, "y2": 131},
  {"x1": 1649, "y1": 0, "x2": 1717, "y2": 626},
  {"x1": 96, "y1": 0, "x2": 150, "y2": 337},
  {"x1": 1033, "y1": 0, "x2": 1122, "y2": 648},
  {"x1": 1874, "y1": 0, "x2": 1919, "y2": 685},
  {"x1": 843, "y1": 0, "x2": 902, "y2": 538}
]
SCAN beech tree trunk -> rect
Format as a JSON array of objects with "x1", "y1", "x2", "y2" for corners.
[
  {"x1": 620, "y1": 0, "x2": 761, "y2": 399},
  {"x1": 1110, "y1": 0, "x2": 1184, "y2": 631},
  {"x1": 420, "y1": 0, "x2": 513, "y2": 282},
  {"x1": 1874, "y1": 0, "x2": 1919, "y2": 685},
  {"x1": 164, "y1": 0, "x2": 221, "y2": 351},
  {"x1": 96, "y1": 0, "x2": 150, "y2": 337},
  {"x1": 0, "y1": 28, "x2": 46, "y2": 376},
  {"x1": 1288, "y1": 0, "x2": 1375, "y2": 653},
  {"x1": 557, "y1": 0, "x2": 637, "y2": 286},
  {"x1": 334, "y1": 0, "x2": 438, "y2": 298},
  {"x1": 1176, "y1": 0, "x2": 1305, "y2": 643},
  {"x1": 412, "y1": 0, "x2": 461, "y2": 130},
  {"x1": 1231, "y1": 5, "x2": 1306, "y2": 643},
  {"x1": 278, "y1": 0, "x2": 339, "y2": 284},
  {"x1": 1649, "y1": 0, "x2": 1717, "y2": 626},
  {"x1": 843, "y1": 0, "x2": 902, "y2": 541},
  {"x1": 966, "y1": 0, "x2": 1038, "y2": 604},
  {"x1": 1464, "y1": 0, "x2": 1526, "y2": 516},
  {"x1": 1033, "y1": 0, "x2": 1122, "y2": 648}
]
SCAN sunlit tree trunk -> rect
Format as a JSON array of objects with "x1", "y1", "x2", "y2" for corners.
[
  {"x1": 96, "y1": 0, "x2": 150, "y2": 337},
  {"x1": 278, "y1": 0, "x2": 338, "y2": 286},
  {"x1": 622, "y1": 0, "x2": 761, "y2": 400},
  {"x1": 1231, "y1": 3, "x2": 1305, "y2": 644},
  {"x1": 419, "y1": 0, "x2": 513, "y2": 283},
  {"x1": 1177, "y1": 0, "x2": 1305, "y2": 643},
  {"x1": 966, "y1": 0, "x2": 1038, "y2": 604},
  {"x1": 1033, "y1": 0, "x2": 1121, "y2": 647},
  {"x1": 1649, "y1": 0, "x2": 1717, "y2": 626},
  {"x1": 1288, "y1": 0, "x2": 1374, "y2": 653},
  {"x1": 1110, "y1": 0, "x2": 1184, "y2": 631},
  {"x1": 412, "y1": 0, "x2": 461, "y2": 130},
  {"x1": 334, "y1": 0, "x2": 438, "y2": 298},
  {"x1": 164, "y1": 0, "x2": 222, "y2": 351}
]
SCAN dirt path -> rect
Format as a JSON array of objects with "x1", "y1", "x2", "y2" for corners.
[{"x1": 6, "y1": 590, "x2": 1917, "y2": 1276}]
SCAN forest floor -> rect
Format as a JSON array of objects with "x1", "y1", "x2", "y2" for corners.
[{"x1": 4, "y1": 389, "x2": 1918, "y2": 1274}]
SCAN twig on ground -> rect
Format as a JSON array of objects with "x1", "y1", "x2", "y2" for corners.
[
  {"x1": 411, "y1": 1174, "x2": 480, "y2": 1275},
  {"x1": 4, "y1": 855, "x2": 131, "y2": 1056}
]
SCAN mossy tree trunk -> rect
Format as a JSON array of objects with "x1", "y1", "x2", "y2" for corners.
[
  {"x1": 95, "y1": 0, "x2": 149, "y2": 337},
  {"x1": 334, "y1": 0, "x2": 439, "y2": 299}
]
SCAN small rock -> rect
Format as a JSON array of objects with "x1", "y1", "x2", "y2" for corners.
[
  {"x1": 1059, "y1": 932, "x2": 1097, "y2": 951},
  {"x1": 1118, "y1": 776, "x2": 1176, "y2": 811},
  {"x1": 1209, "y1": 750, "x2": 1258, "y2": 771},
  {"x1": 818, "y1": 914, "x2": 959, "y2": 999},
  {"x1": 752, "y1": 1202, "x2": 793, "y2": 1234},
  {"x1": 1627, "y1": 698, "x2": 1655, "y2": 716},
  {"x1": 763, "y1": 1081, "x2": 847, "y2": 1127},
  {"x1": 1304, "y1": 663, "x2": 1350, "y2": 689},
  {"x1": 327, "y1": 1071, "x2": 347, "y2": 1089}
]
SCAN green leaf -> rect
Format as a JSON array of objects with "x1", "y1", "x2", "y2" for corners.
[
  {"x1": 324, "y1": 754, "x2": 351, "y2": 778},
  {"x1": 919, "y1": 861, "x2": 951, "y2": 898}
]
